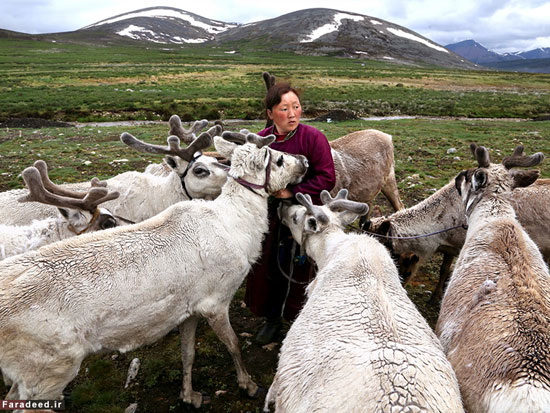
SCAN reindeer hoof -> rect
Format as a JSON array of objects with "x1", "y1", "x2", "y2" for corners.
[
  {"x1": 241, "y1": 385, "x2": 267, "y2": 399},
  {"x1": 180, "y1": 390, "x2": 210, "y2": 408}
]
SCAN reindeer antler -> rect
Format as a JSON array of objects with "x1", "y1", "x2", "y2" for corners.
[
  {"x1": 469, "y1": 144, "x2": 491, "y2": 168},
  {"x1": 262, "y1": 72, "x2": 277, "y2": 128},
  {"x1": 263, "y1": 71, "x2": 276, "y2": 91},
  {"x1": 32, "y1": 160, "x2": 106, "y2": 199},
  {"x1": 221, "y1": 129, "x2": 251, "y2": 144},
  {"x1": 502, "y1": 145, "x2": 544, "y2": 169},
  {"x1": 120, "y1": 132, "x2": 212, "y2": 162},
  {"x1": 18, "y1": 167, "x2": 120, "y2": 213},
  {"x1": 320, "y1": 189, "x2": 369, "y2": 215},
  {"x1": 245, "y1": 132, "x2": 276, "y2": 148},
  {"x1": 168, "y1": 116, "x2": 209, "y2": 145},
  {"x1": 470, "y1": 143, "x2": 544, "y2": 169},
  {"x1": 296, "y1": 193, "x2": 329, "y2": 225}
]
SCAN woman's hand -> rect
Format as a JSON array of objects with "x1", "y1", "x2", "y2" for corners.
[{"x1": 274, "y1": 188, "x2": 293, "y2": 199}]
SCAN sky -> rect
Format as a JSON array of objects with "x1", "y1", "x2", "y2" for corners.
[{"x1": 1, "y1": 0, "x2": 549, "y2": 53}]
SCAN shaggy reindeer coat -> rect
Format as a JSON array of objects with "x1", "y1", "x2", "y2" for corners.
[
  {"x1": 367, "y1": 178, "x2": 550, "y2": 300},
  {"x1": 267, "y1": 197, "x2": 463, "y2": 412},
  {"x1": 436, "y1": 151, "x2": 550, "y2": 413}
]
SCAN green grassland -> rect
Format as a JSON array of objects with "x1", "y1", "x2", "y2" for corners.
[
  {"x1": 1, "y1": 36, "x2": 550, "y2": 412},
  {"x1": 1, "y1": 38, "x2": 550, "y2": 123}
]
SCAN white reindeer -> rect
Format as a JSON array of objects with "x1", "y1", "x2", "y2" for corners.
[
  {"x1": 436, "y1": 144, "x2": 550, "y2": 413},
  {"x1": 0, "y1": 162, "x2": 124, "y2": 260},
  {"x1": 266, "y1": 189, "x2": 463, "y2": 412},
  {"x1": 0, "y1": 131, "x2": 307, "y2": 410},
  {"x1": 0, "y1": 129, "x2": 226, "y2": 226}
]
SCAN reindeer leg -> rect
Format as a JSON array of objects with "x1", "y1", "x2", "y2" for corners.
[
  {"x1": 381, "y1": 171, "x2": 405, "y2": 211},
  {"x1": 178, "y1": 316, "x2": 203, "y2": 408},
  {"x1": 205, "y1": 310, "x2": 259, "y2": 397},
  {"x1": 430, "y1": 253, "x2": 455, "y2": 303}
]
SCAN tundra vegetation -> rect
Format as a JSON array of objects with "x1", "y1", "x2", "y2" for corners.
[
  {"x1": 0, "y1": 37, "x2": 550, "y2": 412},
  {"x1": 1, "y1": 38, "x2": 550, "y2": 123}
]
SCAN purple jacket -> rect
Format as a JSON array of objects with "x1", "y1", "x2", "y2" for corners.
[{"x1": 258, "y1": 124, "x2": 336, "y2": 205}]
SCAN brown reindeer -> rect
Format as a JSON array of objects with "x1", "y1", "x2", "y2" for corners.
[{"x1": 436, "y1": 144, "x2": 550, "y2": 413}]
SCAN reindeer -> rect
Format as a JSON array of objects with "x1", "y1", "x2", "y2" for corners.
[
  {"x1": 436, "y1": 144, "x2": 550, "y2": 413},
  {"x1": 0, "y1": 162, "x2": 124, "y2": 260}
]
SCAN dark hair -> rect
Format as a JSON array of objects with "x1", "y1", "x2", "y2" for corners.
[{"x1": 264, "y1": 82, "x2": 301, "y2": 111}]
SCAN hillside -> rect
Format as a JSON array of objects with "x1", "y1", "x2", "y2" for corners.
[
  {"x1": 0, "y1": 7, "x2": 477, "y2": 70},
  {"x1": 214, "y1": 8, "x2": 475, "y2": 69}
]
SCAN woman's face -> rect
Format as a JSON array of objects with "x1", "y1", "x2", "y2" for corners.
[{"x1": 267, "y1": 91, "x2": 302, "y2": 134}]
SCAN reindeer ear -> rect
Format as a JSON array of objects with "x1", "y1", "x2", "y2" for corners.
[
  {"x1": 378, "y1": 219, "x2": 392, "y2": 237},
  {"x1": 58, "y1": 208, "x2": 70, "y2": 219},
  {"x1": 455, "y1": 171, "x2": 467, "y2": 195},
  {"x1": 304, "y1": 216, "x2": 320, "y2": 233},
  {"x1": 510, "y1": 169, "x2": 540, "y2": 188},
  {"x1": 165, "y1": 155, "x2": 178, "y2": 169},
  {"x1": 472, "y1": 169, "x2": 488, "y2": 191},
  {"x1": 214, "y1": 136, "x2": 238, "y2": 158}
]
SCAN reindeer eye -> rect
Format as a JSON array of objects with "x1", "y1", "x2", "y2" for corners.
[
  {"x1": 193, "y1": 165, "x2": 210, "y2": 177},
  {"x1": 276, "y1": 156, "x2": 284, "y2": 167},
  {"x1": 100, "y1": 217, "x2": 117, "y2": 230}
]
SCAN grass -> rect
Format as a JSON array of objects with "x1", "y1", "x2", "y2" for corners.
[{"x1": 1, "y1": 38, "x2": 550, "y2": 122}]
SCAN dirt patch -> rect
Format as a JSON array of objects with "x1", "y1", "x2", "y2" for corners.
[
  {"x1": 0, "y1": 118, "x2": 73, "y2": 128},
  {"x1": 313, "y1": 109, "x2": 360, "y2": 122}
]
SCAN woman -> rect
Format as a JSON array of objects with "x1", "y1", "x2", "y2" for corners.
[{"x1": 245, "y1": 81, "x2": 336, "y2": 344}]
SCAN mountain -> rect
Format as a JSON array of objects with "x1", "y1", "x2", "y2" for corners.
[
  {"x1": 0, "y1": 7, "x2": 477, "y2": 69},
  {"x1": 213, "y1": 8, "x2": 475, "y2": 69},
  {"x1": 444, "y1": 40, "x2": 516, "y2": 64},
  {"x1": 519, "y1": 48, "x2": 550, "y2": 60},
  {"x1": 80, "y1": 7, "x2": 237, "y2": 44},
  {"x1": 485, "y1": 58, "x2": 550, "y2": 74},
  {"x1": 446, "y1": 40, "x2": 550, "y2": 73}
]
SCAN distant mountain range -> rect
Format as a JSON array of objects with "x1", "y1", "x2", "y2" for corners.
[
  {"x1": 445, "y1": 40, "x2": 550, "y2": 73},
  {"x1": 0, "y1": 7, "x2": 477, "y2": 70}
]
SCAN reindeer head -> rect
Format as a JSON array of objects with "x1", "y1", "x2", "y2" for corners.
[
  {"x1": 215, "y1": 130, "x2": 308, "y2": 195},
  {"x1": 279, "y1": 189, "x2": 369, "y2": 245},
  {"x1": 120, "y1": 127, "x2": 227, "y2": 200},
  {"x1": 455, "y1": 143, "x2": 544, "y2": 216},
  {"x1": 18, "y1": 161, "x2": 125, "y2": 234}
]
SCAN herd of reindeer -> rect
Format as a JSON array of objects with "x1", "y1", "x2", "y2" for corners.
[{"x1": 0, "y1": 74, "x2": 549, "y2": 413}]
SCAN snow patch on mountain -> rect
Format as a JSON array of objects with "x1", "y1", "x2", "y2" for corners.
[
  {"x1": 116, "y1": 24, "x2": 208, "y2": 44},
  {"x1": 387, "y1": 28, "x2": 448, "y2": 53},
  {"x1": 85, "y1": 8, "x2": 236, "y2": 34},
  {"x1": 300, "y1": 12, "x2": 364, "y2": 43}
]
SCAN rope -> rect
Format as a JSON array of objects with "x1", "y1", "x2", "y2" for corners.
[
  {"x1": 277, "y1": 238, "x2": 310, "y2": 286},
  {"x1": 349, "y1": 223, "x2": 468, "y2": 240}
]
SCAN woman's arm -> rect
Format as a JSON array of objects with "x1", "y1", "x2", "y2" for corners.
[{"x1": 289, "y1": 131, "x2": 335, "y2": 204}]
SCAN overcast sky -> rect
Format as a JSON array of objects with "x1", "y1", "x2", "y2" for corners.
[{"x1": 2, "y1": 0, "x2": 549, "y2": 53}]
